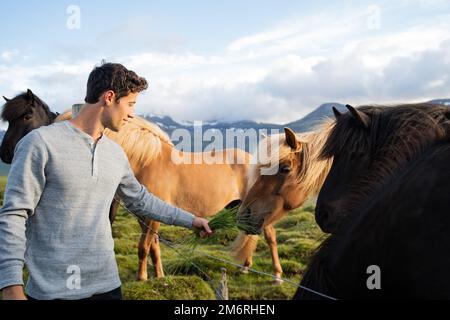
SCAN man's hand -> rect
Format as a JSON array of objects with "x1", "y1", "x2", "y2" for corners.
[
  {"x1": 2, "y1": 285, "x2": 27, "y2": 300},
  {"x1": 192, "y1": 217, "x2": 213, "y2": 238}
]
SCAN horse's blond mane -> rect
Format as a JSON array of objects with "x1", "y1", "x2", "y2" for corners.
[
  {"x1": 247, "y1": 119, "x2": 334, "y2": 197},
  {"x1": 56, "y1": 110, "x2": 173, "y2": 167},
  {"x1": 298, "y1": 120, "x2": 334, "y2": 195}
]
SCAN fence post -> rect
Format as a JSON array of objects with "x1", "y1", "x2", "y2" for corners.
[{"x1": 216, "y1": 267, "x2": 229, "y2": 300}]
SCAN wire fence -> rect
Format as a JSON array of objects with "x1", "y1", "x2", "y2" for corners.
[{"x1": 113, "y1": 198, "x2": 338, "y2": 301}]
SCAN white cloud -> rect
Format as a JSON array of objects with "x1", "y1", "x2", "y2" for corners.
[
  {"x1": 0, "y1": 50, "x2": 19, "y2": 62},
  {"x1": 1, "y1": 5, "x2": 450, "y2": 126}
]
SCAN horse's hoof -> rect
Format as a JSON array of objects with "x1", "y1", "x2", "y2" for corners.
[
  {"x1": 241, "y1": 266, "x2": 250, "y2": 274},
  {"x1": 273, "y1": 277, "x2": 283, "y2": 285}
]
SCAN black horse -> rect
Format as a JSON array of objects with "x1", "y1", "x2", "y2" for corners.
[
  {"x1": 1, "y1": 89, "x2": 58, "y2": 164},
  {"x1": 295, "y1": 104, "x2": 450, "y2": 299},
  {"x1": 316, "y1": 103, "x2": 449, "y2": 233},
  {"x1": 0, "y1": 90, "x2": 119, "y2": 223}
]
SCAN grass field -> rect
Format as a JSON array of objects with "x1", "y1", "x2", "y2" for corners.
[{"x1": 0, "y1": 176, "x2": 327, "y2": 300}]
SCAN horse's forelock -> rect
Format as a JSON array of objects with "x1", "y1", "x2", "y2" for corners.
[
  {"x1": 319, "y1": 109, "x2": 374, "y2": 161},
  {"x1": 1, "y1": 93, "x2": 30, "y2": 121},
  {"x1": 249, "y1": 122, "x2": 333, "y2": 197},
  {"x1": 1, "y1": 91, "x2": 53, "y2": 122}
]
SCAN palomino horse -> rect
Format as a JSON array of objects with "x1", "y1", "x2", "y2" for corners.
[
  {"x1": 0, "y1": 90, "x2": 251, "y2": 281},
  {"x1": 234, "y1": 122, "x2": 333, "y2": 283},
  {"x1": 295, "y1": 104, "x2": 450, "y2": 299}
]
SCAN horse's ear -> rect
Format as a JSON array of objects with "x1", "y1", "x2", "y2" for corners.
[
  {"x1": 284, "y1": 127, "x2": 302, "y2": 152},
  {"x1": 2, "y1": 96, "x2": 10, "y2": 102},
  {"x1": 332, "y1": 106, "x2": 342, "y2": 119},
  {"x1": 346, "y1": 104, "x2": 370, "y2": 129},
  {"x1": 26, "y1": 89, "x2": 35, "y2": 105}
]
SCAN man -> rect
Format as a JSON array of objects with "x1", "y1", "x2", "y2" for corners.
[{"x1": 0, "y1": 62, "x2": 212, "y2": 300}]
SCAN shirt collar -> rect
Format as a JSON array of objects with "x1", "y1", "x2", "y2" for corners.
[{"x1": 63, "y1": 121, "x2": 104, "y2": 144}]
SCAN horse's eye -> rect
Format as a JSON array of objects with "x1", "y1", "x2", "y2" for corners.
[
  {"x1": 24, "y1": 114, "x2": 32, "y2": 121},
  {"x1": 279, "y1": 166, "x2": 291, "y2": 174}
]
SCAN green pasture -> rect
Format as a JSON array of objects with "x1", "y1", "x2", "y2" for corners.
[{"x1": 0, "y1": 177, "x2": 326, "y2": 300}]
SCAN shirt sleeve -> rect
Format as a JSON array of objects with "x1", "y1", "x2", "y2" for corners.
[
  {"x1": 0, "y1": 131, "x2": 47, "y2": 290},
  {"x1": 115, "y1": 155, "x2": 195, "y2": 230}
]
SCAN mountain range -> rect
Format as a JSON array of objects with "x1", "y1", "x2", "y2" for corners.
[
  {"x1": 0, "y1": 99, "x2": 448, "y2": 176},
  {"x1": 145, "y1": 99, "x2": 450, "y2": 135},
  {"x1": 145, "y1": 102, "x2": 347, "y2": 136}
]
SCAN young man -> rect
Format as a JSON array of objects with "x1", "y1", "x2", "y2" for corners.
[{"x1": 0, "y1": 62, "x2": 212, "y2": 300}]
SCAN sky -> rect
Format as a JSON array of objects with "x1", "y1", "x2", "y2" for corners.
[{"x1": 1, "y1": 0, "x2": 450, "y2": 129}]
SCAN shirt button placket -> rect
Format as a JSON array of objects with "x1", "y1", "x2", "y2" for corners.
[{"x1": 89, "y1": 141, "x2": 99, "y2": 181}]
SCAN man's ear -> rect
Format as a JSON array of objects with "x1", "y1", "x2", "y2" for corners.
[{"x1": 102, "y1": 90, "x2": 116, "y2": 106}]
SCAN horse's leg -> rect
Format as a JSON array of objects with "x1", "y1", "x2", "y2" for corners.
[
  {"x1": 235, "y1": 234, "x2": 258, "y2": 274},
  {"x1": 241, "y1": 254, "x2": 253, "y2": 274},
  {"x1": 137, "y1": 218, "x2": 153, "y2": 281},
  {"x1": 148, "y1": 221, "x2": 164, "y2": 278},
  {"x1": 109, "y1": 200, "x2": 119, "y2": 225},
  {"x1": 263, "y1": 224, "x2": 283, "y2": 284},
  {"x1": 241, "y1": 236, "x2": 256, "y2": 273}
]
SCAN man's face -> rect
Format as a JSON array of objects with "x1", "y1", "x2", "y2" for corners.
[{"x1": 103, "y1": 91, "x2": 138, "y2": 132}]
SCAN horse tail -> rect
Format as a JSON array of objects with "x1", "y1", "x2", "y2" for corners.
[{"x1": 232, "y1": 232, "x2": 259, "y2": 263}]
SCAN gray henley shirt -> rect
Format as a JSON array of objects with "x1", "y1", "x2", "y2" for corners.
[{"x1": 0, "y1": 121, "x2": 195, "y2": 299}]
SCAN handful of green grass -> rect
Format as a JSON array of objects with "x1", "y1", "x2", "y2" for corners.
[{"x1": 184, "y1": 205, "x2": 260, "y2": 250}]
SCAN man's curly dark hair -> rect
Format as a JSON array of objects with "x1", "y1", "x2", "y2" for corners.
[{"x1": 85, "y1": 62, "x2": 148, "y2": 103}]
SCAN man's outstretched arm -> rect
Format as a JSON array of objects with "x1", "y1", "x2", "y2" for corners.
[{"x1": 116, "y1": 158, "x2": 212, "y2": 236}]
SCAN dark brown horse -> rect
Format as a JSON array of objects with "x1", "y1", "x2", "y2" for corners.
[
  {"x1": 0, "y1": 90, "x2": 58, "y2": 163},
  {"x1": 295, "y1": 103, "x2": 450, "y2": 299},
  {"x1": 315, "y1": 103, "x2": 449, "y2": 233}
]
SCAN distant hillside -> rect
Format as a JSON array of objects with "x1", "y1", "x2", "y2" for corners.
[
  {"x1": 146, "y1": 102, "x2": 351, "y2": 136},
  {"x1": 145, "y1": 115, "x2": 281, "y2": 136},
  {"x1": 0, "y1": 99, "x2": 448, "y2": 176},
  {"x1": 284, "y1": 103, "x2": 347, "y2": 132},
  {"x1": 428, "y1": 99, "x2": 450, "y2": 106}
]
